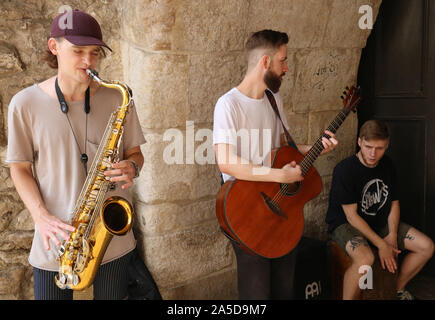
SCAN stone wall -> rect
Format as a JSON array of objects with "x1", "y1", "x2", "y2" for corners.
[{"x1": 0, "y1": 0, "x2": 381, "y2": 299}]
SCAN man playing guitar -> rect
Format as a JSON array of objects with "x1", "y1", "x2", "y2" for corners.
[{"x1": 213, "y1": 29, "x2": 338, "y2": 299}]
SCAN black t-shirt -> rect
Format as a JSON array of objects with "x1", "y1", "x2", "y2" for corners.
[{"x1": 325, "y1": 154, "x2": 398, "y2": 233}]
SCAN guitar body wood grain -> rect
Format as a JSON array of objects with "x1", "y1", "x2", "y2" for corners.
[{"x1": 216, "y1": 146, "x2": 322, "y2": 258}]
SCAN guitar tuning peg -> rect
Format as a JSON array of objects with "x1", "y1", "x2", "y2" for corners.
[
  {"x1": 346, "y1": 86, "x2": 350, "y2": 90},
  {"x1": 340, "y1": 96, "x2": 344, "y2": 100},
  {"x1": 343, "y1": 91, "x2": 346, "y2": 95}
]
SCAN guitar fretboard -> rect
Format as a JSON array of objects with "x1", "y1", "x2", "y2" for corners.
[{"x1": 299, "y1": 108, "x2": 351, "y2": 176}]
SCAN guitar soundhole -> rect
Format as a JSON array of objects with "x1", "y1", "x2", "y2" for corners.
[{"x1": 280, "y1": 182, "x2": 302, "y2": 196}]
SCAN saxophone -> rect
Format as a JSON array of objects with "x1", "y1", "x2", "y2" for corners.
[{"x1": 55, "y1": 69, "x2": 134, "y2": 290}]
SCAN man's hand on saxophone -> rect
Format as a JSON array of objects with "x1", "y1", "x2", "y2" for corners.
[
  {"x1": 34, "y1": 209, "x2": 76, "y2": 251},
  {"x1": 10, "y1": 162, "x2": 76, "y2": 251},
  {"x1": 104, "y1": 146, "x2": 144, "y2": 190}
]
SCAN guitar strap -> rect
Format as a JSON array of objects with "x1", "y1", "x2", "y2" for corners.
[{"x1": 264, "y1": 89, "x2": 298, "y2": 150}]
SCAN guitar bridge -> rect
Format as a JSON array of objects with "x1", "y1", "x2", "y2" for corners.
[{"x1": 260, "y1": 192, "x2": 287, "y2": 219}]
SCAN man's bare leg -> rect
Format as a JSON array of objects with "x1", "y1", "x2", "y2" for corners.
[
  {"x1": 396, "y1": 227, "x2": 434, "y2": 292},
  {"x1": 343, "y1": 236, "x2": 374, "y2": 300}
]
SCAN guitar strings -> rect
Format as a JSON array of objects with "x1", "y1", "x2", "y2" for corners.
[{"x1": 270, "y1": 110, "x2": 349, "y2": 205}]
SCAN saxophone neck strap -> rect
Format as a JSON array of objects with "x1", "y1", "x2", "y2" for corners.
[
  {"x1": 55, "y1": 77, "x2": 91, "y2": 114},
  {"x1": 55, "y1": 77, "x2": 91, "y2": 175}
]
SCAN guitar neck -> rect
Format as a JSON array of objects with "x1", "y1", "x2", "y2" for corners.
[{"x1": 299, "y1": 108, "x2": 351, "y2": 176}]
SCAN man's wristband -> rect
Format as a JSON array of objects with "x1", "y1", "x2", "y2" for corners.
[{"x1": 127, "y1": 160, "x2": 140, "y2": 178}]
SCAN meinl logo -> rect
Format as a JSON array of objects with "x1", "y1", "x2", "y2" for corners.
[{"x1": 305, "y1": 280, "x2": 322, "y2": 299}]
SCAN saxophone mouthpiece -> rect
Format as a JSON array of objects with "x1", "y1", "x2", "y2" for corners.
[{"x1": 86, "y1": 69, "x2": 101, "y2": 82}]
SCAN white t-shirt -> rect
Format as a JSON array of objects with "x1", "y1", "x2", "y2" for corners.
[{"x1": 213, "y1": 87, "x2": 290, "y2": 182}]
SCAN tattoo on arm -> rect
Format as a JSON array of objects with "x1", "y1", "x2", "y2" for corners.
[
  {"x1": 349, "y1": 236, "x2": 370, "y2": 251},
  {"x1": 405, "y1": 233, "x2": 415, "y2": 241}
]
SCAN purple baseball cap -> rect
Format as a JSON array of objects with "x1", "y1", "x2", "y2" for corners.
[{"x1": 50, "y1": 9, "x2": 112, "y2": 51}]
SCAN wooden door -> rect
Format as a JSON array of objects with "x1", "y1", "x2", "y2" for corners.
[{"x1": 358, "y1": 0, "x2": 435, "y2": 275}]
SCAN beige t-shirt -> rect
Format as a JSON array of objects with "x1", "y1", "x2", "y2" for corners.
[{"x1": 6, "y1": 83, "x2": 146, "y2": 271}]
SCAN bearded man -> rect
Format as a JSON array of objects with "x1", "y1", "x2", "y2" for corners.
[{"x1": 212, "y1": 30, "x2": 338, "y2": 299}]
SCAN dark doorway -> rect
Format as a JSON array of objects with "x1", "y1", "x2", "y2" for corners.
[{"x1": 358, "y1": 0, "x2": 435, "y2": 275}]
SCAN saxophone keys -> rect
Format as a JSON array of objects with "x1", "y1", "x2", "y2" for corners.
[
  {"x1": 102, "y1": 159, "x2": 112, "y2": 169},
  {"x1": 72, "y1": 238, "x2": 80, "y2": 247},
  {"x1": 57, "y1": 245, "x2": 66, "y2": 258},
  {"x1": 66, "y1": 250, "x2": 75, "y2": 260},
  {"x1": 89, "y1": 190, "x2": 98, "y2": 200},
  {"x1": 73, "y1": 274, "x2": 80, "y2": 287},
  {"x1": 59, "y1": 273, "x2": 66, "y2": 284},
  {"x1": 55, "y1": 273, "x2": 67, "y2": 288},
  {"x1": 81, "y1": 213, "x2": 91, "y2": 222}
]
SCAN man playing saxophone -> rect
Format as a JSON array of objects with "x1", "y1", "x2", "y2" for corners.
[{"x1": 6, "y1": 9, "x2": 145, "y2": 300}]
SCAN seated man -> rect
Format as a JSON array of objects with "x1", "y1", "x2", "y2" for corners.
[{"x1": 325, "y1": 119, "x2": 434, "y2": 300}]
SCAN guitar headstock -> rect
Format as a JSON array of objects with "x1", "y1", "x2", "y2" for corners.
[{"x1": 340, "y1": 85, "x2": 362, "y2": 113}]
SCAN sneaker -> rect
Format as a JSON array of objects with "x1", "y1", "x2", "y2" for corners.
[{"x1": 397, "y1": 290, "x2": 416, "y2": 300}]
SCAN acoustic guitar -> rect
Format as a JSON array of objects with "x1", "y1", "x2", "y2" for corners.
[{"x1": 216, "y1": 86, "x2": 362, "y2": 258}]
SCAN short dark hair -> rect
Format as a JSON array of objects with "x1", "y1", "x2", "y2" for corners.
[
  {"x1": 245, "y1": 29, "x2": 289, "y2": 53},
  {"x1": 359, "y1": 120, "x2": 390, "y2": 141},
  {"x1": 244, "y1": 30, "x2": 289, "y2": 70}
]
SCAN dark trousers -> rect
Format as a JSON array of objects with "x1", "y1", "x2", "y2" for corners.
[
  {"x1": 231, "y1": 242, "x2": 298, "y2": 300},
  {"x1": 33, "y1": 251, "x2": 132, "y2": 300}
]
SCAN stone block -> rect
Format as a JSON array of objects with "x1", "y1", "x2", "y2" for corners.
[
  {"x1": 0, "y1": 231, "x2": 33, "y2": 251},
  {"x1": 119, "y1": 0, "x2": 177, "y2": 51},
  {"x1": 135, "y1": 132, "x2": 221, "y2": 203},
  {"x1": 0, "y1": 250, "x2": 30, "y2": 269},
  {"x1": 0, "y1": 266, "x2": 26, "y2": 298},
  {"x1": 292, "y1": 48, "x2": 361, "y2": 113},
  {"x1": 247, "y1": 0, "x2": 330, "y2": 49},
  {"x1": 188, "y1": 52, "x2": 245, "y2": 124},
  {"x1": 120, "y1": 0, "x2": 249, "y2": 53},
  {"x1": 170, "y1": 0, "x2": 249, "y2": 52},
  {"x1": 139, "y1": 222, "x2": 234, "y2": 288},
  {"x1": 308, "y1": 109, "x2": 358, "y2": 145},
  {"x1": 0, "y1": 97, "x2": 6, "y2": 147},
  {"x1": 303, "y1": 193, "x2": 329, "y2": 241},
  {"x1": 135, "y1": 197, "x2": 216, "y2": 236},
  {"x1": 313, "y1": 142, "x2": 355, "y2": 178},
  {"x1": 121, "y1": 42, "x2": 189, "y2": 129},
  {"x1": 161, "y1": 268, "x2": 237, "y2": 300},
  {"x1": 279, "y1": 50, "x2": 297, "y2": 110},
  {"x1": 0, "y1": 193, "x2": 25, "y2": 233},
  {"x1": 0, "y1": 42, "x2": 24, "y2": 77},
  {"x1": 9, "y1": 209, "x2": 34, "y2": 232},
  {"x1": 285, "y1": 112, "x2": 309, "y2": 145}
]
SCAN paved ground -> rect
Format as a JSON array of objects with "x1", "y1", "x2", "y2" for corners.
[{"x1": 407, "y1": 274, "x2": 435, "y2": 300}]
